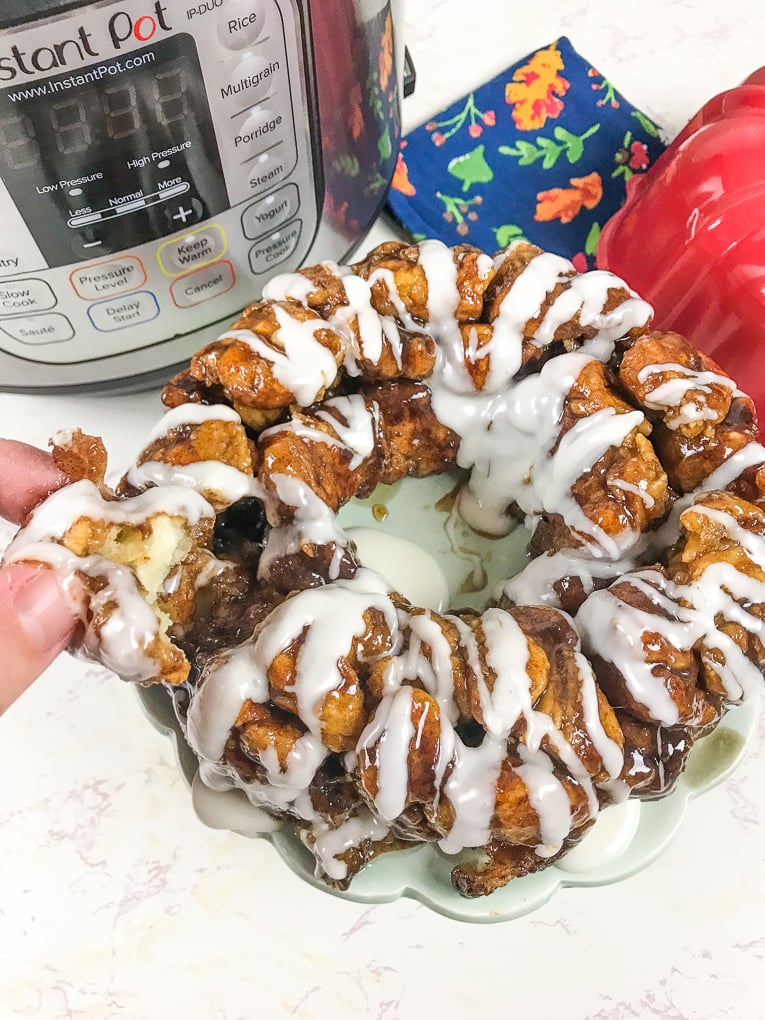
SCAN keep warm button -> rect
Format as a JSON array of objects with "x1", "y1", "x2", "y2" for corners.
[{"x1": 88, "y1": 291, "x2": 159, "y2": 331}]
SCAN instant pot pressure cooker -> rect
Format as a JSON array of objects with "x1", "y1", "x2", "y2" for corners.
[{"x1": 0, "y1": 0, "x2": 408, "y2": 390}]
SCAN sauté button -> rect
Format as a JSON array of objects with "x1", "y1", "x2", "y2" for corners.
[{"x1": 0, "y1": 312, "x2": 74, "y2": 345}]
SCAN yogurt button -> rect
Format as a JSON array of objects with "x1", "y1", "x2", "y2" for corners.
[{"x1": 241, "y1": 183, "x2": 299, "y2": 239}]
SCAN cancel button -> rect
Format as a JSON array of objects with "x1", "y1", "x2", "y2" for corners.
[{"x1": 170, "y1": 260, "x2": 235, "y2": 308}]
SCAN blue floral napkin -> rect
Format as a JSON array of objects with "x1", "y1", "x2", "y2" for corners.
[{"x1": 386, "y1": 37, "x2": 665, "y2": 269}]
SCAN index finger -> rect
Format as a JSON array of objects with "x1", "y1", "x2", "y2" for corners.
[{"x1": 0, "y1": 438, "x2": 68, "y2": 526}]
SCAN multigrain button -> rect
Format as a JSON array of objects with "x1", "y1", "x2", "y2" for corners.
[
  {"x1": 87, "y1": 291, "x2": 159, "y2": 331},
  {"x1": 158, "y1": 226, "x2": 226, "y2": 276},
  {"x1": 242, "y1": 183, "x2": 299, "y2": 239},
  {"x1": 248, "y1": 218, "x2": 302, "y2": 273},
  {"x1": 0, "y1": 278, "x2": 56, "y2": 314},
  {"x1": 170, "y1": 260, "x2": 236, "y2": 308},
  {"x1": 225, "y1": 50, "x2": 282, "y2": 111},
  {"x1": 0, "y1": 312, "x2": 74, "y2": 345},
  {"x1": 70, "y1": 256, "x2": 146, "y2": 300}
]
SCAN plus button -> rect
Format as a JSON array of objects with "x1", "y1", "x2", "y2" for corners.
[{"x1": 172, "y1": 205, "x2": 193, "y2": 224}]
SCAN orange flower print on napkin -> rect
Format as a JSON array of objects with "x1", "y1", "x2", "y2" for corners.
[
  {"x1": 392, "y1": 142, "x2": 416, "y2": 196},
  {"x1": 535, "y1": 171, "x2": 603, "y2": 224},
  {"x1": 505, "y1": 42, "x2": 570, "y2": 131}
]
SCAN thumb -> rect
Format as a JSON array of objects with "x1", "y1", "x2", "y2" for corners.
[{"x1": 0, "y1": 562, "x2": 80, "y2": 714}]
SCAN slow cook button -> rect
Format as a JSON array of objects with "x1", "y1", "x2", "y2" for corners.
[
  {"x1": 249, "y1": 218, "x2": 303, "y2": 273},
  {"x1": 170, "y1": 260, "x2": 236, "y2": 308},
  {"x1": 70, "y1": 256, "x2": 146, "y2": 300},
  {"x1": 242, "y1": 183, "x2": 299, "y2": 239},
  {"x1": 87, "y1": 291, "x2": 159, "y2": 331},
  {"x1": 0, "y1": 278, "x2": 56, "y2": 314},
  {"x1": 0, "y1": 312, "x2": 74, "y2": 345},
  {"x1": 158, "y1": 226, "x2": 226, "y2": 276}
]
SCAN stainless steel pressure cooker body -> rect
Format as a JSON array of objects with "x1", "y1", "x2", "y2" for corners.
[{"x1": 0, "y1": 0, "x2": 406, "y2": 390}]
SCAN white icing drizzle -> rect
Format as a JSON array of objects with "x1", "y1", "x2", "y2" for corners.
[
  {"x1": 307, "y1": 808, "x2": 390, "y2": 882},
  {"x1": 127, "y1": 459, "x2": 262, "y2": 508},
  {"x1": 438, "y1": 736, "x2": 506, "y2": 853},
  {"x1": 144, "y1": 401, "x2": 243, "y2": 443},
  {"x1": 636, "y1": 361, "x2": 736, "y2": 428},
  {"x1": 575, "y1": 568, "x2": 688, "y2": 725},
  {"x1": 500, "y1": 549, "x2": 634, "y2": 608},
  {"x1": 225, "y1": 303, "x2": 340, "y2": 406},
  {"x1": 314, "y1": 395, "x2": 377, "y2": 471},
  {"x1": 7, "y1": 478, "x2": 214, "y2": 552},
  {"x1": 4, "y1": 539, "x2": 160, "y2": 683},
  {"x1": 358, "y1": 686, "x2": 417, "y2": 821}
]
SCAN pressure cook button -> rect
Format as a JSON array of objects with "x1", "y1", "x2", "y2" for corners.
[
  {"x1": 217, "y1": 0, "x2": 268, "y2": 50},
  {"x1": 87, "y1": 291, "x2": 160, "y2": 331},
  {"x1": 158, "y1": 226, "x2": 227, "y2": 276},
  {"x1": 0, "y1": 279, "x2": 56, "y2": 315},
  {"x1": 248, "y1": 218, "x2": 303, "y2": 274},
  {"x1": 242, "y1": 183, "x2": 300, "y2": 239},
  {"x1": 0, "y1": 313, "x2": 74, "y2": 345},
  {"x1": 70, "y1": 256, "x2": 147, "y2": 300},
  {"x1": 170, "y1": 260, "x2": 236, "y2": 308}
]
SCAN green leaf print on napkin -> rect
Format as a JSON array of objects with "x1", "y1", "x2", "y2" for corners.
[
  {"x1": 499, "y1": 124, "x2": 600, "y2": 169},
  {"x1": 447, "y1": 145, "x2": 494, "y2": 192}
]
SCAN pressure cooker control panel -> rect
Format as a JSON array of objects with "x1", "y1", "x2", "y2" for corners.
[{"x1": 0, "y1": 0, "x2": 320, "y2": 367}]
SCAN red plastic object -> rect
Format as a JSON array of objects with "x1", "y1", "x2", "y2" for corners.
[{"x1": 597, "y1": 68, "x2": 765, "y2": 420}]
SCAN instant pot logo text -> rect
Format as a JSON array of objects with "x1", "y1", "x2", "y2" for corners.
[{"x1": 0, "y1": 3, "x2": 172, "y2": 82}]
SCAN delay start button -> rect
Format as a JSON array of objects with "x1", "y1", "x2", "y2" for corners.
[
  {"x1": 87, "y1": 291, "x2": 159, "y2": 331},
  {"x1": 158, "y1": 226, "x2": 226, "y2": 276},
  {"x1": 170, "y1": 260, "x2": 236, "y2": 308},
  {"x1": 249, "y1": 218, "x2": 303, "y2": 274}
]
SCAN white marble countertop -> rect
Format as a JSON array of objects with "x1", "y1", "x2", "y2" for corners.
[{"x1": 2, "y1": 2, "x2": 765, "y2": 1018}]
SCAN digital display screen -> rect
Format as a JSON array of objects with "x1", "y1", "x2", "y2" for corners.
[{"x1": 0, "y1": 34, "x2": 227, "y2": 266}]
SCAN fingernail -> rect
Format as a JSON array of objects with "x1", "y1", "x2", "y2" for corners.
[{"x1": 11, "y1": 566, "x2": 79, "y2": 653}]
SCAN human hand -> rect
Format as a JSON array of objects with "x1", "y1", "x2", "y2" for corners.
[{"x1": 0, "y1": 439, "x2": 80, "y2": 713}]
